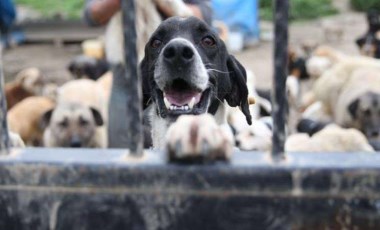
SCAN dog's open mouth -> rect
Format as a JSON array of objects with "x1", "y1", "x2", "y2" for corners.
[{"x1": 156, "y1": 79, "x2": 212, "y2": 116}]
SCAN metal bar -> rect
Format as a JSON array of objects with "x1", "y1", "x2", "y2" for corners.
[
  {"x1": 0, "y1": 39, "x2": 10, "y2": 154},
  {"x1": 271, "y1": 0, "x2": 289, "y2": 160},
  {"x1": 120, "y1": 0, "x2": 143, "y2": 155}
]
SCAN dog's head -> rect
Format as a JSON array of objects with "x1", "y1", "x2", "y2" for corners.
[
  {"x1": 348, "y1": 91, "x2": 380, "y2": 149},
  {"x1": 15, "y1": 67, "x2": 45, "y2": 95},
  {"x1": 41, "y1": 103, "x2": 103, "y2": 148},
  {"x1": 67, "y1": 55, "x2": 109, "y2": 80},
  {"x1": 140, "y1": 17, "x2": 251, "y2": 125},
  {"x1": 288, "y1": 48, "x2": 309, "y2": 80},
  {"x1": 356, "y1": 34, "x2": 380, "y2": 58}
]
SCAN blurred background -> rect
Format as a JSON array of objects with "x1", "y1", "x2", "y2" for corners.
[{"x1": 0, "y1": 0, "x2": 376, "y2": 88}]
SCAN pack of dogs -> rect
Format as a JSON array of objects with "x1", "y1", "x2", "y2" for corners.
[{"x1": 5, "y1": 13, "x2": 380, "y2": 159}]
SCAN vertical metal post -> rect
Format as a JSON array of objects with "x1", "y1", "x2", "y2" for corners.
[
  {"x1": 271, "y1": 0, "x2": 289, "y2": 160},
  {"x1": 120, "y1": 0, "x2": 143, "y2": 155},
  {"x1": 0, "y1": 43, "x2": 10, "y2": 154}
]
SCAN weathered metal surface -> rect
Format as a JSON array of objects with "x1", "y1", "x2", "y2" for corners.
[
  {"x1": 108, "y1": 0, "x2": 143, "y2": 154},
  {"x1": 272, "y1": 0, "x2": 289, "y2": 160},
  {"x1": 121, "y1": 0, "x2": 143, "y2": 155},
  {"x1": 0, "y1": 43, "x2": 10, "y2": 154},
  {"x1": 0, "y1": 149, "x2": 379, "y2": 229}
]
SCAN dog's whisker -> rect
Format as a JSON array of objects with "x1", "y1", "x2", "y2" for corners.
[
  {"x1": 215, "y1": 97, "x2": 224, "y2": 105},
  {"x1": 206, "y1": 68, "x2": 231, "y2": 74}
]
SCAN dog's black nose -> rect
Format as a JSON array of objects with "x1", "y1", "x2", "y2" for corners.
[
  {"x1": 70, "y1": 137, "x2": 82, "y2": 148},
  {"x1": 370, "y1": 130, "x2": 380, "y2": 138},
  {"x1": 163, "y1": 42, "x2": 194, "y2": 64}
]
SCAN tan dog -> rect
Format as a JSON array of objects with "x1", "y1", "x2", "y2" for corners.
[
  {"x1": 58, "y1": 79, "x2": 107, "y2": 121},
  {"x1": 42, "y1": 102, "x2": 106, "y2": 148},
  {"x1": 51, "y1": 79, "x2": 108, "y2": 148},
  {"x1": 309, "y1": 54, "x2": 380, "y2": 112},
  {"x1": 286, "y1": 125, "x2": 374, "y2": 152},
  {"x1": 7, "y1": 96, "x2": 55, "y2": 146},
  {"x1": 5, "y1": 68, "x2": 45, "y2": 109}
]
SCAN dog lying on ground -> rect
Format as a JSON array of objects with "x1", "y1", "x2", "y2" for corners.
[
  {"x1": 305, "y1": 46, "x2": 345, "y2": 79},
  {"x1": 305, "y1": 64, "x2": 380, "y2": 150},
  {"x1": 140, "y1": 17, "x2": 252, "y2": 161},
  {"x1": 335, "y1": 68, "x2": 380, "y2": 149},
  {"x1": 7, "y1": 96, "x2": 55, "y2": 146},
  {"x1": 41, "y1": 79, "x2": 108, "y2": 148},
  {"x1": 286, "y1": 125, "x2": 374, "y2": 153},
  {"x1": 302, "y1": 49, "x2": 380, "y2": 112}
]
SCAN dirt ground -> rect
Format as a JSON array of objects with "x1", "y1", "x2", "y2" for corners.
[{"x1": 2, "y1": 12, "x2": 367, "y2": 89}]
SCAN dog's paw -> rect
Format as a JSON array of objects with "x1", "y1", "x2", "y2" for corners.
[{"x1": 166, "y1": 114, "x2": 233, "y2": 163}]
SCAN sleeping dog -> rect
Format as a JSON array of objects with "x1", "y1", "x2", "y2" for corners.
[{"x1": 140, "y1": 17, "x2": 252, "y2": 161}]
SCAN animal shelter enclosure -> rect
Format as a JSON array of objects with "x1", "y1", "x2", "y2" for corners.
[{"x1": 0, "y1": 0, "x2": 380, "y2": 229}]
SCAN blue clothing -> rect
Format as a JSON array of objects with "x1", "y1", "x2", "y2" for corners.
[{"x1": 0, "y1": 0, "x2": 16, "y2": 34}]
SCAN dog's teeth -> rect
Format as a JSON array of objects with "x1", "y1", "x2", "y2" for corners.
[
  {"x1": 168, "y1": 104, "x2": 190, "y2": 111},
  {"x1": 188, "y1": 97, "x2": 196, "y2": 109},
  {"x1": 164, "y1": 97, "x2": 171, "y2": 109}
]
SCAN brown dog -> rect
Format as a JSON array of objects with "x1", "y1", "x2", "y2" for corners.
[
  {"x1": 5, "y1": 68, "x2": 46, "y2": 109},
  {"x1": 7, "y1": 96, "x2": 55, "y2": 146}
]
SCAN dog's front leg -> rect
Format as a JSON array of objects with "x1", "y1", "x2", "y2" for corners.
[{"x1": 166, "y1": 114, "x2": 233, "y2": 163}]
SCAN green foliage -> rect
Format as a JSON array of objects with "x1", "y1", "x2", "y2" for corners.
[
  {"x1": 260, "y1": 0, "x2": 338, "y2": 21},
  {"x1": 15, "y1": 0, "x2": 339, "y2": 21},
  {"x1": 15, "y1": 0, "x2": 85, "y2": 19},
  {"x1": 350, "y1": 0, "x2": 380, "y2": 12}
]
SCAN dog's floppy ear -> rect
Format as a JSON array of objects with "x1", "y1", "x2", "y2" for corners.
[
  {"x1": 139, "y1": 57, "x2": 152, "y2": 110},
  {"x1": 348, "y1": 98, "x2": 360, "y2": 119},
  {"x1": 225, "y1": 55, "x2": 252, "y2": 125},
  {"x1": 356, "y1": 37, "x2": 365, "y2": 48},
  {"x1": 40, "y1": 109, "x2": 54, "y2": 129},
  {"x1": 90, "y1": 107, "x2": 104, "y2": 126}
]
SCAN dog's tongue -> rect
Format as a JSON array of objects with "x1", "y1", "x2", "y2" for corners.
[{"x1": 164, "y1": 90, "x2": 201, "y2": 106}]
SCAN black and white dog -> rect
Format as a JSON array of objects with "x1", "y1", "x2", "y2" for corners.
[{"x1": 140, "y1": 17, "x2": 252, "y2": 161}]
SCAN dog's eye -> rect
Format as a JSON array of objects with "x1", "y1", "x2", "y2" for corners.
[
  {"x1": 364, "y1": 109, "x2": 372, "y2": 116},
  {"x1": 59, "y1": 120, "x2": 68, "y2": 128},
  {"x1": 79, "y1": 118, "x2": 89, "y2": 126},
  {"x1": 202, "y1": 36, "x2": 216, "y2": 47},
  {"x1": 151, "y1": 39, "x2": 162, "y2": 49}
]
